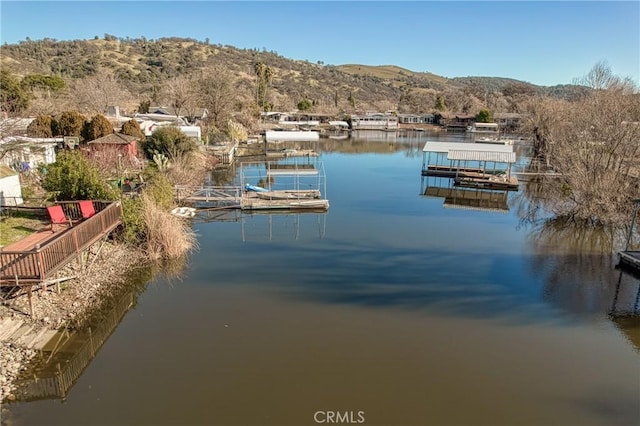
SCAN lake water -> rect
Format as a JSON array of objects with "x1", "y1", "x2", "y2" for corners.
[{"x1": 4, "y1": 130, "x2": 640, "y2": 426}]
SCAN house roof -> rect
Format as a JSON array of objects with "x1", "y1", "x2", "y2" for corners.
[
  {"x1": 149, "y1": 106, "x2": 208, "y2": 118},
  {"x1": 88, "y1": 133, "x2": 140, "y2": 145},
  {"x1": 0, "y1": 164, "x2": 17, "y2": 178}
]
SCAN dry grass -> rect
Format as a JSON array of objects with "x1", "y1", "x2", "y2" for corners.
[
  {"x1": 141, "y1": 194, "x2": 198, "y2": 260},
  {"x1": 165, "y1": 150, "x2": 216, "y2": 187}
]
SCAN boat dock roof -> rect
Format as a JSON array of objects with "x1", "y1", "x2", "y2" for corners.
[
  {"x1": 422, "y1": 141, "x2": 514, "y2": 154},
  {"x1": 448, "y1": 149, "x2": 516, "y2": 164}
]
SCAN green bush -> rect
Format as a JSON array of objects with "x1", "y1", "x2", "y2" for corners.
[
  {"x1": 120, "y1": 196, "x2": 145, "y2": 245},
  {"x1": 143, "y1": 172, "x2": 174, "y2": 210},
  {"x1": 40, "y1": 150, "x2": 118, "y2": 201},
  {"x1": 297, "y1": 99, "x2": 312, "y2": 111},
  {"x1": 144, "y1": 126, "x2": 196, "y2": 159},
  {"x1": 476, "y1": 109, "x2": 493, "y2": 123}
]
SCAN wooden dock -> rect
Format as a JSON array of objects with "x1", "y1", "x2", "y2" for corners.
[
  {"x1": 177, "y1": 186, "x2": 329, "y2": 211},
  {"x1": 178, "y1": 160, "x2": 329, "y2": 212}
]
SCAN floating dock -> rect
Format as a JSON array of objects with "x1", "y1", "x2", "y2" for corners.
[{"x1": 177, "y1": 160, "x2": 329, "y2": 211}]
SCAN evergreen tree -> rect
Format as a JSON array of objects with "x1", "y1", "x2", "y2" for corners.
[
  {"x1": 0, "y1": 69, "x2": 30, "y2": 113},
  {"x1": 121, "y1": 119, "x2": 145, "y2": 140},
  {"x1": 82, "y1": 114, "x2": 114, "y2": 141},
  {"x1": 54, "y1": 111, "x2": 88, "y2": 139},
  {"x1": 476, "y1": 109, "x2": 493, "y2": 123},
  {"x1": 27, "y1": 115, "x2": 54, "y2": 137}
]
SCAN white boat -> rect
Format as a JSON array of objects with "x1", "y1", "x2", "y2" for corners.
[
  {"x1": 467, "y1": 123, "x2": 499, "y2": 134},
  {"x1": 475, "y1": 137, "x2": 513, "y2": 145},
  {"x1": 171, "y1": 206, "x2": 196, "y2": 218}
]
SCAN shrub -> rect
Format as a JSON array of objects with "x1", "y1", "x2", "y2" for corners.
[
  {"x1": 120, "y1": 196, "x2": 145, "y2": 245},
  {"x1": 40, "y1": 150, "x2": 118, "y2": 201},
  {"x1": 226, "y1": 119, "x2": 247, "y2": 142},
  {"x1": 82, "y1": 114, "x2": 114, "y2": 141},
  {"x1": 297, "y1": 99, "x2": 312, "y2": 111},
  {"x1": 476, "y1": 109, "x2": 493, "y2": 123},
  {"x1": 141, "y1": 193, "x2": 197, "y2": 260},
  {"x1": 27, "y1": 115, "x2": 54, "y2": 137},
  {"x1": 54, "y1": 111, "x2": 87, "y2": 139},
  {"x1": 144, "y1": 126, "x2": 196, "y2": 159},
  {"x1": 121, "y1": 118, "x2": 145, "y2": 140},
  {"x1": 143, "y1": 172, "x2": 174, "y2": 210}
]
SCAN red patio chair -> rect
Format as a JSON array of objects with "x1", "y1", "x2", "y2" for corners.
[
  {"x1": 79, "y1": 200, "x2": 96, "y2": 219},
  {"x1": 47, "y1": 205, "x2": 72, "y2": 232}
]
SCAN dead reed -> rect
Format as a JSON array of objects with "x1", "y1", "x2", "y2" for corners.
[{"x1": 141, "y1": 193, "x2": 198, "y2": 260}]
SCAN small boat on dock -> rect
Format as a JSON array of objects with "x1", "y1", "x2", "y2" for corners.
[{"x1": 254, "y1": 190, "x2": 321, "y2": 200}]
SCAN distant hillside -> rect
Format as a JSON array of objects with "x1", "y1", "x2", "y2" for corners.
[{"x1": 0, "y1": 36, "x2": 588, "y2": 115}]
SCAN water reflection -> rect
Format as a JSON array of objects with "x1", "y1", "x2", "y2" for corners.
[
  {"x1": 9, "y1": 267, "x2": 154, "y2": 402},
  {"x1": 421, "y1": 175, "x2": 509, "y2": 213}
]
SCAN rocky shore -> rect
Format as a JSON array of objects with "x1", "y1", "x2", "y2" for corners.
[{"x1": 0, "y1": 242, "x2": 146, "y2": 403}]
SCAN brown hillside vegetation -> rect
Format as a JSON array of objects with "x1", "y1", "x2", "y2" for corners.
[{"x1": 0, "y1": 36, "x2": 591, "y2": 120}]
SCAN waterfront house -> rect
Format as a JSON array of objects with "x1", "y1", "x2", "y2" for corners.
[
  {"x1": 494, "y1": 113, "x2": 523, "y2": 131},
  {"x1": 438, "y1": 113, "x2": 475, "y2": 130},
  {"x1": 397, "y1": 113, "x2": 435, "y2": 125},
  {"x1": 350, "y1": 112, "x2": 399, "y2": 130}
]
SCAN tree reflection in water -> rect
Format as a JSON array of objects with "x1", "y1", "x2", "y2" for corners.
[{"x1": 514, "y1": 178, "x2": 640, "y2": 318}]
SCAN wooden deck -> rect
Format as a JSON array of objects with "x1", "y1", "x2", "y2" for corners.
[{"x1": 1, "y1": 201, "x2": 123, "y2": 287}]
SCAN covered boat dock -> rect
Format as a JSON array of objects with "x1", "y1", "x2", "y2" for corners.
[{"x1": 421, "y1": 141, "x2": 519, "y2": 191}]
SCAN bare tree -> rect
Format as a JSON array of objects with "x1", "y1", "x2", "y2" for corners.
[
  {"x1": 522, "y1": 63, "x2": 640, "y2": 225},
  {"x1": 70, "y1": 69, "x2": 133, "y2": 115},
  {"x1": 160, "y1": 75, "x2": 197, "y2": 119},
  {"x1": 199, "y1": 67, "x2": 237, "y2": 129}
]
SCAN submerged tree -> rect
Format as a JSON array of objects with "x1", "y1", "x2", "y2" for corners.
[{"x1": 522, "y1": 62, "x2": 640, "y2": 225}]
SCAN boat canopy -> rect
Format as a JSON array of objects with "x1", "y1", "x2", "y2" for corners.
[{"x1": 447, "y1": 150, "x2": 516, "y2": 164}]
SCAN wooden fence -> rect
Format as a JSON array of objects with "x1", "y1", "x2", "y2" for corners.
[{"x1": 0, "y1": 201, "x2": 123, "y2": 285}]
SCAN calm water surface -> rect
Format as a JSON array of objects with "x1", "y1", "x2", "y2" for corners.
[{"x1": 5, "y1": 131, "x2": 640, "y2": 426}]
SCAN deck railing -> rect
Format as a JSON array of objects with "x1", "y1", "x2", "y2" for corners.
[{"x1": 0, "y1": 201, "x2": 123, "y2": 285}]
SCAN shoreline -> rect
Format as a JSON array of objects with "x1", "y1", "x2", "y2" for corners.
[{"x1": 0, "y1": 242, "x2": 146, "y2": 403}]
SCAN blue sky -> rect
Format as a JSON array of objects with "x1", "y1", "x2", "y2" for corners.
[{"x1": 1, "y1": 1, "x2": 638, "y2": 87}]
